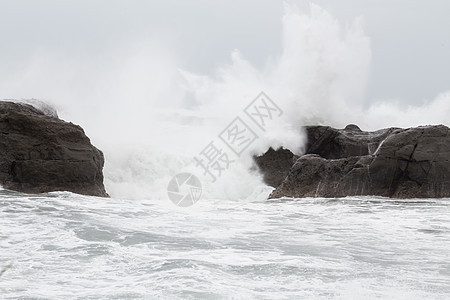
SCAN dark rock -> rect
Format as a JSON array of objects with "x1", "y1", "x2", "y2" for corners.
[
  {"x1": 253, "y1": 147, "x2": 298, "y2": 188},
  {"x1": 305, "y1": 125, "x2": 395, "y2": 159},
  {"x1": 257, "y1": 124, "x2": 450, "y2": 199},
  {"x1": 0, "y1": 101, "x2": 108, "y2": 197}
]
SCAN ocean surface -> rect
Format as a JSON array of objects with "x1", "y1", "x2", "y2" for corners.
[{"x1": 1, "y1": 189, "x2": 449, "y2": 299}]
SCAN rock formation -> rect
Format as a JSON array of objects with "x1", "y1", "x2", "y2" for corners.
[
  {"x1": 0, "y1": 101, "x2": 108, "y2": 197},
  {"x1": 253, "y1": 147, "x2": 299, "y2": 188},
  {"x1": 255, "y1": 125, "x2": 450, "y2": 199}
]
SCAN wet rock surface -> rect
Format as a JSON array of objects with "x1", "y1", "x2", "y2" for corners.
[
  {"x1": 254, "y1": 147, "x2": 299, "y2": 188},
  {"x1": 255, "y1": 125, "x2": 450, "y2": 199},
  {"x1": 0, "y1": 101, "x2": 108, "y2": 197}
]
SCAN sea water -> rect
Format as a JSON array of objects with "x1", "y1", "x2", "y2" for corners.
[{"x1": 1, "y1": 189, "x2": 449, "y2": 299}]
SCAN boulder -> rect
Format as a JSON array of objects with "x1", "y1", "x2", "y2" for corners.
[
  {"x1": 0, "y1": 101, "x2": 108, "y2": 197},
  {"x1": 255, "y1": 124, "x2": 450, "y2": 199}
]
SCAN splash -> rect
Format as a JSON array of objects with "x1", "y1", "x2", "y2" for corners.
[{"x1": 101, "y1": 4, "x2": 373, "y2": 201}]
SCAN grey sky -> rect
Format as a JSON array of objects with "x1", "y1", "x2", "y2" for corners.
[{"x1": 0, "y1": 0, "x2": 449, "y2": 106}]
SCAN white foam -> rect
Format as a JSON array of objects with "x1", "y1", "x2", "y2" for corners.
[{"x1": 5, "y1": 98, "x2": 59, "y2": 118}]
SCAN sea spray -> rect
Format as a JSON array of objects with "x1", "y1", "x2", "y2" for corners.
[{"x1": 101, "y1": 4, "x2": 372, "y2": 201}]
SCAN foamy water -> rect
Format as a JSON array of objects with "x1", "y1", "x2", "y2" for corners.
[{"x1": 1, "y1": 190, "x2": 449, "y2": 299}]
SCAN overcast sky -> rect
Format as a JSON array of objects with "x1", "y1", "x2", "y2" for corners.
[{"x1": 0, "y1": 0, "x2": 449, "y2": 107}]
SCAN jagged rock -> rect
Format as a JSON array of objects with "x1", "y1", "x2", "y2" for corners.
[
  {"x1": 254, "y1": 147, "x2": 298, "y2": 188},
  {"x1": 256, "y1": 124, "x2": 450, "y2": 199},
  {"x1": 305, "y1": 125, "x2": 396, "y2": 159},
  {"x1": 0, "y1": 101, "x2": 108, "y2": 197}
]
